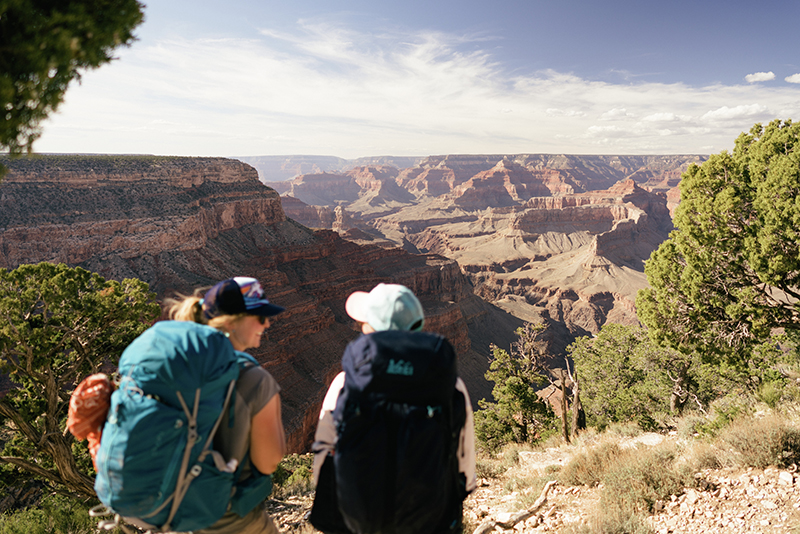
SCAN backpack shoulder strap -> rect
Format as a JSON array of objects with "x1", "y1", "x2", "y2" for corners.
[{"x1": 235, "y1": 350, "x2": 259, "y2": 369}]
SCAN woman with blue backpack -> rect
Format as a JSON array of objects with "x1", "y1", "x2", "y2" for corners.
[
  {"x1": 75, "y1": 276, "x2": 287, "y2": 534},
  {"x1": 164, "y1": 276, "x2": 288, "y2": 534}
]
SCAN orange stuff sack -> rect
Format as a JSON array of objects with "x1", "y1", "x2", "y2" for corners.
[{"x1": 67, "y1": 373, "x2": 114, "y2": 468}]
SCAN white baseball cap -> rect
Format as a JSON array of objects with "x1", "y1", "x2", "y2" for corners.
[{"x1": 345, "y1": 283, "x2": 425, "y2": 332}]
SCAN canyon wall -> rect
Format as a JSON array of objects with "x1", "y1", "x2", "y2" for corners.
[
  {"x1": 0, "y1": 151, "x2": 707, "y2": 447},
  {"x1": 0, "y1": 155, "x2": 519, "y2": 451},
  {"x1": 274, "y1": 154, "x2": 705, "y2": 354}
]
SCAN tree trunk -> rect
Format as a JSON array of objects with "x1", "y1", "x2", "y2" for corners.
[
  {"x1": 49, "y1": 436, "x2": 96, "y2": 497},
  {"x1": 560, "y1": 379, "x2": 570, "y2": 444},
  {"x1": 669, "y1": 368, "x2": 688, "y2": 414},
  {"x1": 571, "y1": 376, "x2": 583, "y2": 438}
]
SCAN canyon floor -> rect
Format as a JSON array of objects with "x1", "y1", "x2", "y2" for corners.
[{"x1": 266, "y1": 431, "x2": 800, "y2": 534}]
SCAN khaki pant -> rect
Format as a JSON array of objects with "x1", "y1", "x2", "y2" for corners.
[{"x1": 167, "y1": 506, "x2": 280, "y2": 534}]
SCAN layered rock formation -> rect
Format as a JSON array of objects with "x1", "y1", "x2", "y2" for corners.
[
  {"x1": 0, "y1": 155, "x2": 522, "y2": 451},
  {"x1": 275, "y1": 154, "x2": 706, "y2": 353},
  {"x1": 371, "y1": 179, "x2": 672, "y2": 352}
]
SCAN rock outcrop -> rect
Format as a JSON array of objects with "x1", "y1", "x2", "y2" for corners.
[
  {"x1": 279, "y1": 195, "x2": 337, "y2": 230},
  {"x1": 0, "y1": 155, "x2": 522, "y2": 451}
]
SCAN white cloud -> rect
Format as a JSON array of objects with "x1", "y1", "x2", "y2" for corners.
[
  {"x1": 546, "y1": 108, "x2": 587, "y2": 118},
  {"x1": 36, "y1": 23, "x2": 800, "y2": 158},
  {"x1": 700, "y1": 104, "x2": 770, "y2": 122},
  {"x1": 643, "y1": 112, "x2": 687, "y2": 122},
  {"x1": 786, "y1": 73, "x2": 800, "y2": 84},
  {"x1": 745, "y1": 71, "x2": 775, "y2": 83},
  {"x1": 600, "y1": 108, "x2": 634, "y2": 120}
]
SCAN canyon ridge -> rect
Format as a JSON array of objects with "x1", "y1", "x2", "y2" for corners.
[
  {"x1": 252, "y1": 153, "x2": 705, "y2": 355},
  {"x1": 0, "y1": 153, "x2": 705, "y2": 450}
]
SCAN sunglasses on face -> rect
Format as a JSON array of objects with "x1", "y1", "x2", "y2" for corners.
[{"x1": 255, "y1": 315, "x2": 269, "y2": 325}]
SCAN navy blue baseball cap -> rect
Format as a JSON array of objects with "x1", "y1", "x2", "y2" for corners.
[{"x1": 202, "y1": 277, "x2": 285, "y2": 320}]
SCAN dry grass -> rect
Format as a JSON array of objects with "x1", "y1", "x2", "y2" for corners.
[
  {"x1": 717, "y1": 414, "x2": 800, "y2": 469},
  {"x1": 475, "y1": 442, "x2": 533, "y2": 480},
  {"x1": 269, "y1": 405, "x2": 800, "y2": 533},
  {"x1": 606, "y1": 421, "x2": 644, "y2": 438},
  {"x1": 675, "y1": 441, "x2": 720, "y2": 472},
  {"x1": 598, "y1": 444, "x2": 687, "y2": 515},
  {"x1": 482, "y1": 402, "x2": 800, "y2": 533},
  {"x1": 558, "y1": 440, "x2": 624, "y2": 487}
]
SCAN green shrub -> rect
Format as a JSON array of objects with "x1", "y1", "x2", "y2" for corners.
[
  {"x1": 696, "y1": 395, "x2": 752, "y2": 437},
  {"x1": 272, "y1": 453, "x2": 315, "y2": 498},
  {"x1": 474, "y1": 405, "x2": 518, "y2": 453},
  {"x1": 718, "y1": 416, "x2": 800, "y2": 468},
  {"x1": 0, "y1": 494, "x2": 97, "y2": 534},
  {"x1": 568, "y1": 324, "x2": 689, "y2": 430},
  {"x1": 476, "y1": 328, "x2": 556, "y2": 453},
  {"x1": 757, "y1": 380, "x2": 785, "y2": 409}
]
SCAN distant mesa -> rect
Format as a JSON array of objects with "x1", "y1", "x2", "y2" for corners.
[
  {"x1": 271, "y1": 153, "x2": 705, "y2": 353},
  {"x1": 236, "y1": 155, "x2": 426, "y2": 184}
]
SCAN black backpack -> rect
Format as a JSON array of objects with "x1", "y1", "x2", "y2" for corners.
[{"x1": 313, "y1": 330, "x2": 467, "y2": 534}]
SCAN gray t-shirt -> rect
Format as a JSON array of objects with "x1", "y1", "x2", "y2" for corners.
[
  {"x1": 192, "y1": 364, "x2": 281, "y2": 534},
  {"x1": 215, "y1": 364, "x2": 281, "y2": 478}
]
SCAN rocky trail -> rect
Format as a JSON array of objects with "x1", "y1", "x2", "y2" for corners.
[{"x1": 267, "y1": 433, "x2": 800, "y2": 534}]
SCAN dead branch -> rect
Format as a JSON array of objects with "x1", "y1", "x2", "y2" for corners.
[
  {"x1": 666, "y1": 370, "x2": 707, "y2": 415},
  {"x1": 472, "y1": 480, "x2": 557, "y2": 534},
  {"x1": 688, "y1": 391, "x2": 708, "y2": 415}
]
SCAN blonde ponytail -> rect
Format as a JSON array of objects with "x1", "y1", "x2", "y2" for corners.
[{"x1": 164, "y1": 291, "x2": 206, "y2": 324}]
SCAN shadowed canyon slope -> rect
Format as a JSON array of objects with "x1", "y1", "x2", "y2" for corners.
[
  {"x1": 0, "y1": 155, "x2": 523, "y2": 451},
  {"x1": 273, "y1": 154, "x2": 706, "y2": 353}
]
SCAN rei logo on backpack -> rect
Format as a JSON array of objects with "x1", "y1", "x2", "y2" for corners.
[
  {"x1": 332, "y1": 330, "x2": 467, "y2": 534},
  {"x1": 93, "y1": 321, "x2": 268, "y2": 533}
]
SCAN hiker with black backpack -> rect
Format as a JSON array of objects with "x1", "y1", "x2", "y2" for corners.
[
  {"x1": 81, "y1": 277, "x2": 287, "y2": 534},
  {"x1": 309, "y1": 283, "x2": 476, "y2": 534}
]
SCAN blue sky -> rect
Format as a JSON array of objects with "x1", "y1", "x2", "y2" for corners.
[{"x1": 36, "y1": 0, "x2": 800, "y2": 159}]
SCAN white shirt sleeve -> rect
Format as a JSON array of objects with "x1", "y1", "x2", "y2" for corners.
[
  {"x1": 455, "y1": 377, "x2": 477, "y2": 494},
  {"x1": 312, "y1": 372, "x2": 345, "y2": 485}
]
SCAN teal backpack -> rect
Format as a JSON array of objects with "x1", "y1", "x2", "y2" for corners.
[{"x1": 92, "y1": 321, "x2": 271, "y2": 532}]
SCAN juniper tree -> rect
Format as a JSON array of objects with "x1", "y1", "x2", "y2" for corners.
[
  {"x1": 0, "y1": 262, "x2": 158, "y2": 498},
  {"x1": 475, "y1": 323, "x2": 555, "y2": 451},
  {"x1": 637, "y1": 119, "x2": 800, "y2": 366}
]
